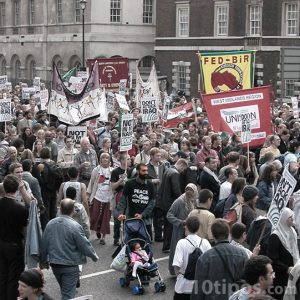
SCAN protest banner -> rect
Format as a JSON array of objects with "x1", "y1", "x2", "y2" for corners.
[
  {"x1": 164, "y1": 102, "x2": 195, "y2": 128},
  {"x1": 141, "y1": 95, "x2": 159, "y2": 123},
  {"x1": 67, "y1": 126, "x2": 87, "y2": 143},
  {"x1": 22, "y1": 87, "x2": 36, "y2": 100},
  {"x1": 107, "y1": 92, "x2": 115, "y2": 113},
  {"x1": 199, "y1": 50, "x2": 255, "y2": 94},
  {"x1": 202, "y1": 85, "x2": 272, "y2": 148},
  {"x1": 0, "y1": 75, "x2": 7, "y2": 89},
  {"x1": 0, "y1": 99, "x2": 11, "y2": 122},
  {"x1": 119, "y1": 79, "x2": 127, "y2": 96},
  {"x1": 86, "y1": 57, "x2": 129, "y2": 90},
  {"x1": 115, "y1": 93, "x2": 129, "y2": 111},
  {"x1": 39, "y1": 90, "x2": 49, "y2": 110},
  {"x1": 267, "y1": 166, "x2": 296, "y2": 228},
  {"x1": 77, "y1": 70, "x2": 89, "y2": 82},
  {"x1": 33, "y1": 77, "x2": 41, "y2": 92},
  {"x1": 291, "y1": 97, "x2": 299, "y2": 119},
  {"x1": 120, "y1": 113, "x2": 133, "y2": 152}
]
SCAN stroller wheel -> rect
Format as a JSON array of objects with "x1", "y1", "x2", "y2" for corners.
[
  {"x1": 154, "y1": 282, "x2": 161, "y2": 293},
  {"x1": 160, "y1": 282, "x2": 166, "y2": 292},
  {"x1": 132, "y1": 285, "x2": 144, "y2": 295}
]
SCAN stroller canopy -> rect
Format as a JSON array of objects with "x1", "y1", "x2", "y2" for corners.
[{"x1": 123, "y1": 218, "x2": 151, "y2": 245}]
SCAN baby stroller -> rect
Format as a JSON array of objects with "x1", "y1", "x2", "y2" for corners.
[{"x1": 118, "y1": 218, "x2": 166, "y2": 295}]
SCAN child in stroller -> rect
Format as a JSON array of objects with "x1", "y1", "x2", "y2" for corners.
[{"x1": 130, "y1": 242, "x2": 150, "y2": 277}]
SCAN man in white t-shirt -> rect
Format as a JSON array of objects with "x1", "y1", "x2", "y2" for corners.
[
  {"x1": 219, "y1": 167, "x2": 238, "y2": 200},
  {"x1": 173, "y1": 215, "x2": 211, "y2": 299}
]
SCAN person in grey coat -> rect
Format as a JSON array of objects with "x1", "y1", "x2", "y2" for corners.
[{"x1": 167, "y1": 183, "x2": 198, "y2": 275}]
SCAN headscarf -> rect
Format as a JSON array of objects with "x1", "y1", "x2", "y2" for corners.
[
  {"x1": 273, "y1": 207, "x2": 299, "y2": 264},
  {"x1": 184, "y1": 183, "x2": 198, "y2": 211}
]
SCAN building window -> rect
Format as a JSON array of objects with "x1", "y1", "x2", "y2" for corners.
[
  {"x1": 14, "y1": 0, "x2": 20, "y2": 26},
  {"x1": 172, "y1": 61, "x2": 191, "y2": 96},
  {"x1": 57, "y1": 61, "x2": 64, "y2": 75},
  {"x1": 29, "y1": 0, "x2": 35, "y2": 25},
  {"x1": 283, "y1": 2, "x2": 298, "y2": 35},
  {"x1": 139, "y1": 56, "x2": 154, "y2": 68},
  {"x1": 75, "y1": 0, "x2": 81, "y2": 22},
  {"x1": 176, "y1": 4, "x2": 189, "y2": 37},
  {"x1": 1, "y1": 59, "x2": 6, "y2": 75},
  {"x1": 0, "y1": 3, "x2": 5, "y2": 27},
  {"x1": 15, "y1": 60, "x2": 21, "y2": 80},
  {"x1": 110, "y1": 0, "x2": 121, "y2": 23},
  {"x1": 285, "y1": 79, "x2": 296, "y2": 97},
  {"x1": 248, "y1": 5, "x2": 261, "y2": 35},
  {"x1": 57, "y1": 0, "x2": 62, "y2": 23},
  {"x1": 29, "y1": 60, "x2": 36, "y2": 79},
  {"x1": 215, "y1": 2, "x2": 229, "y2": 36},
  {"x1": 143, "y1": 0, "x2": 153, "y2": 24}
]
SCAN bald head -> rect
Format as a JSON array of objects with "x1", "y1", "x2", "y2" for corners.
[
  {"x1": 60, "y1": 198, "x2": 75, "y2": 216},
  {"x1": 80, "y1": 137, "x2": 90, "y2": 152}
]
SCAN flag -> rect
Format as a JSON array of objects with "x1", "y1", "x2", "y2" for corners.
[
  {"x1": 48, "y1": 63, "x2": 107, "y2": 125},
  {"x1": 62, "y1": 67, "x2": 77, "y2": 82},
  {"x1": 199, "y1": 50, "x2": 255, "y2": 94}
]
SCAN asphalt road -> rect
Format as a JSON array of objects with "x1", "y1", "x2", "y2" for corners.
[{"x1": 43, "y1": 226, "x2": 176, "y2": 300}]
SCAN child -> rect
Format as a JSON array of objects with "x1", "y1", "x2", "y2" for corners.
[{"x1": 130, "y1": 242, "x2": 150, "y2": 277}]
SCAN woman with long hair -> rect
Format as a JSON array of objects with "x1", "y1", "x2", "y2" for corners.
[
  {"x1": 87, "y1": 152, "x2": 113, "y2": 245},
  {"x1": 167, "y1": 183, "x2": 199, "y2": 275},
  {"x1": 21, "y1": 127, "x2": 35, "y2": 150},
  {"x1": 256, "y1": 164, "x2": 279, "y2": 216},
  {"x1": 32, "y1": 139, "x2": 43, "y2": 164}
]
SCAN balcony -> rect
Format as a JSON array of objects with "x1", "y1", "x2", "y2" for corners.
[{"x1": 244, "y1": 36, "x2": 262, "y2": 50}]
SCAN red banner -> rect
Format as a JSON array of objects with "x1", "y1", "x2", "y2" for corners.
[
  {"x1": 202, "y1": 86, "x2": 272, "y2": 148},
  {"x1": 163, "y1": 102, "x2": 195, "y2": 128},
  {"x1": 86, "y1": 57, "x2": 129, "y2": 90}
]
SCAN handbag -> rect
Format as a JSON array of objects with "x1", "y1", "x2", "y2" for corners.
[{"x1": 110, "y1": 245, "x2": 127, "y2": 272}]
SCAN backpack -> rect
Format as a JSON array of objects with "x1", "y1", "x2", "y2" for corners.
[
  {"x1": 224, "y1": 202, "x2": 243, "y2": 227},
  {"x1": 184, "y1": 238, "x2": 203, "y2": 280},
  {"x1": 41, "y1": 162, "x2": 64, "y2": 191},
  {"x1": 214, "y1": 197, "x2": 227, "y2": 218}
]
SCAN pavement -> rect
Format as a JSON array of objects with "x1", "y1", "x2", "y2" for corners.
[{"x1": 43, "y1": 225, "x2": 176, "y2": 299}]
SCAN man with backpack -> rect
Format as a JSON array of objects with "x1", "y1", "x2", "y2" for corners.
[{"x1": 173, "y1": 216, "x2": 211, "y2": 300}]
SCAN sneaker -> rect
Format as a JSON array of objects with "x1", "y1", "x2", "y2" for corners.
[
  {"x1": 99, "y1": 239, "x2": 106, "y2": 245},
  {"x1": 96, "y1": 232, "x2": 101, "y2": 239}
]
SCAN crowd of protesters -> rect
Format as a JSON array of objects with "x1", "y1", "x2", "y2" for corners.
[{"x1": 1, "y1": 83, "x2": 300, "y2": 300}]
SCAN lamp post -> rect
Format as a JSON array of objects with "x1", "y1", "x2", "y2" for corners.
[{"x1": 80, "y1": 0, "x2": 87, "y2": 69}]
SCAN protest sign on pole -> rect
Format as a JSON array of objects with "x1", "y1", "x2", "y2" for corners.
[
  {"x1": 5, "y1": 82, "x2": 12, "y2": 92},
  {"x1": 33, "y1": 77, "x2": 41, "y2": 92},
  {"x1": 162, "y1": 96, "x2": 171, "y2": 121},
  {"x1": 107, "y1": 92, "x2": 115, "y2": 113},
  {"x1": 291, "y1": 97, "x2": 299, "y2": 119},
  {"x1": 0, "y1": 99, "x2": 11, "y2": 122},
  {"x1": 119, "y1": 79, "x2": 127, "y2": 96},
  {"x1": 22, "y1": 87, "x2": 36, "y2": 100},
  {"x1": 67, "y1": 126, "x2": 87, "y2": 143},
  {"x1": 267, "y1": 166, "x2": 297, "y2": 228},
  {"x1": 115, "y1": 93, "x2": 129, "y2": 111},
  {"x1": 0, "y1": 75, "x2": 7, "y2": 89},
  {"x1": 241, "y1": 117, "x2": 252, "y2": 144},
  {"x1": 120, "y1": 113, "x2": 133, "y2": 152},
  {"x1": 39, "y1": 90, "x2": 49, "y2": 110},
  {"x1": 141, "y1": 96, "x2": 159, "y2": 123}
]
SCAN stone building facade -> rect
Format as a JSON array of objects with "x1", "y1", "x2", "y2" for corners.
[
  {"x1": 0, "y1": 0, "x2": 156, "y2": 85},
  {"x1": 155, "y1": 0, "x2": 300, "y2": 100}
]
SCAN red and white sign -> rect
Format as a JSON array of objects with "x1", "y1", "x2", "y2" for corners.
[
  {"x1": 86, "y1": 57, "x2": 129, "y2": 90},
  {"x1": 163, "y1": 102, "x2": 195, "y2": 128},
  {"x1": 202, "y1": 86, "x2": 272, "y2": 148}
]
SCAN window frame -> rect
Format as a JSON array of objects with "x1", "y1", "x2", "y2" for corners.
[
  {"x1": 110, "y1": 0, "x2": 121, "y2": 23},
  {"x1": 176, "y1": 3, "x2": 190, "y2": 38},
  {"x1": 29, "y1": 0, "x2": 35, "y2": 25},
  {"x1": 14, "y1": 0, "x2": 20, "y2": 26},
  {"x1": 143, "y1": 0, "x2": 153, "y2": 24},
  {"x1": 0, "y1": 2, "x2": 5, "y2": 27},
  {"x1": 75, "y1": 0, "x2": 81, "y2": 23},
  {"x1": 248, "y1": 4, "x2": 261, "y2": 36},
  {"x1": 57, "y1": 0, "x2": 63, "y2": 24},
  {"x1": 283, "y1": 2, "x2": 299, "y2": 36},
  {"x1": 214, "y1": 1, "x2": 229, "y2": 37},
  {"x1": 285, "y1": 79, "x2": 296, "y2": 97}
]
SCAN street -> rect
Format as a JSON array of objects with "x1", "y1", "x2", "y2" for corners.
[{"x1": 43, "y1": 225, "x2": 175, "y2": 299}]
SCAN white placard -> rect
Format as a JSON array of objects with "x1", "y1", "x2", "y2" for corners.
[
  {"x1": 67, "y1": 126, "x2": 87, "y2": 143},
  {"x1": 0, "y1": 99, "x2": 11, "y2": 121},
  {"x1": 115, "y1": 93, "x2": 129, "y2": 111},
  {"x1": 120, "y1": 113, "x2": 133, "y2": 152},
  {"x1": 141, "y1": 95, "x2": 159, "y2": 123},
  {"x1": 241, "y1": 117, "x2": 252, "y2": 144}
]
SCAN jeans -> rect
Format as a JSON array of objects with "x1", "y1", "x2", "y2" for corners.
[
  {"x1": 0, "y1": 239, "x2": 24, "y2": 300},
  {"x1": 113, "y1": 217, "x2": 121, "y2": 241},
  {"x1": 51, "y1": 264, "x2": 80, "y2": 300},
  {"x1": 153, "y1": 207, "x2": 164, "y2": 239}
]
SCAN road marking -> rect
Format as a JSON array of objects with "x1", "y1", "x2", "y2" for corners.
[{"x1": 80, "y1": 256, "x2": 169, "y2": 279}]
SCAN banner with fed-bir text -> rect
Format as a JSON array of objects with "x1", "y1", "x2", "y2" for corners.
[{"x1": 202, "y1": 86, "x2": 272, "y2": 148}]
